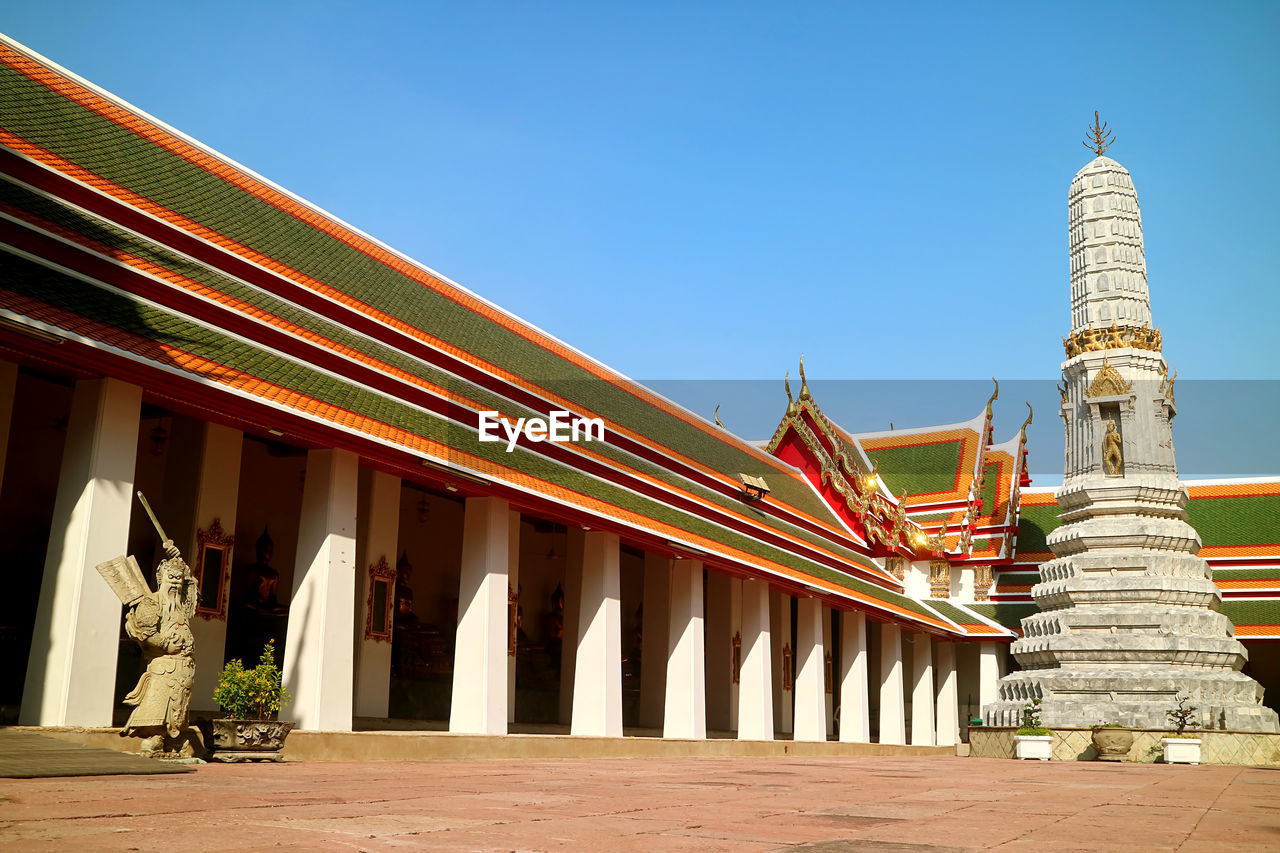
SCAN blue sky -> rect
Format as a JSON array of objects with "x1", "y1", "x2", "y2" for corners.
[{"x1": 4, "y1": 2, "x2": 1278, "y2": 478}]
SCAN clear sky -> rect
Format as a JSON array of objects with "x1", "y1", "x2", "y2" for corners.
[{"x1": 4, "y1": 2, "x2": 1278, "y2": 479}]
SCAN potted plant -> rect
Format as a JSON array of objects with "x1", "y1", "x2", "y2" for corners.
[
  {"x1": 207, "y1": 641, "x2": 294, "y2": 762},
  {"x1": 1161, "y1": 694, "x2": 1202, "y2": 765},
  {"x1": 1090, "y1": 720, "x2": 1133, "y2": 761},
  {"x1": 1013, "y1": 699, "x2": 1053, "y2": 761}
]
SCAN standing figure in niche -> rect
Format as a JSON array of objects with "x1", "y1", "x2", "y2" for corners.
[
  {"x1": 1103, "y1": 419, "x2": 1124, "y2": 476},
  {"x1": 228, "y1": 526, "x2": 287, "y2": 667}
]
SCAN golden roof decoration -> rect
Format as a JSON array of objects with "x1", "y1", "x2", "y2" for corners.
[
  {"x1": 1086, "y1": 357, "x2": 1133, "y2": 399},
  {"x1": 1084, "y1": 110, "x2": 1115, "y2": 156},
  {"x1": 985, "y1": 377, "x2": 999, "y2": 421}
]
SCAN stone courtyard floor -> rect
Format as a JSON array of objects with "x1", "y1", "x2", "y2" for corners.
[{"x1": 1, "y1": 755, "x2": 1277, "y2": 851}]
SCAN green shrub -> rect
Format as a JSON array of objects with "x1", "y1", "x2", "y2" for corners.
[
  {"x1": 213, "y1": 641, "x2": 290, "y2": 720},
  {"x1": 1015, "y1": 698, "x2": 1052, "y2": 736}
]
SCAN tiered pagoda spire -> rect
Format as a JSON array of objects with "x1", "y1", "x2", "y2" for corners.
[{"x1": 985, "y1": 120, "x2": 1279, "y2": 732}]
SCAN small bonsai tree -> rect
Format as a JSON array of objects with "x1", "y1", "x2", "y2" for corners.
[
  {"x1": 1015, "y1": 698, "x2": 1052, "y2": 736},
  {"x1": 1166, "y1": 693, "x2": 1201, "y2": 737},
  {"x1": 213, "y1": 640, "x2": 290, "y2": 720}
]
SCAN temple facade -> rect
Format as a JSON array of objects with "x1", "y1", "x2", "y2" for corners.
[{"x1": 0, "y1": 36, "x2": 1277, "y2": 750}]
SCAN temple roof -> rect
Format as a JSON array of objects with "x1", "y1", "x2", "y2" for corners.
[{"x1": 0, "y1": 36, "x2": 959, "y2": 632}]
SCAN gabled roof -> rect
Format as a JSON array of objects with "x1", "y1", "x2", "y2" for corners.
[{"x1": 835, "y1": 405, "x2": 988, "y2": 510}]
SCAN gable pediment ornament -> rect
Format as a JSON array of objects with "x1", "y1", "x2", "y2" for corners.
[{"x1": 1086, "y1": 359, "x2": 1132, "y2": 399}]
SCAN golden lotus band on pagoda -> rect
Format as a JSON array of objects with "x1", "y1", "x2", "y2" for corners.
[{"x1": 1062, "y1": 322, "x2": 1162, "y2": 358}]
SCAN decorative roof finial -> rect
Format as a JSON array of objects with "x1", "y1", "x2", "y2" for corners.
[
  {"x1": 1083, "y1": 110, "x2": 1115, "y2": 156},
  {"x1": 985, "y1": 377, "x2": 999, "y2": 420},
  {"x1": 714, "y1": 404, "x2": 725, "y2": 429},
  {"x1": 798, "y1": 354, "x2": 810, "y2": 400},
  {"x1": 1019, "y1": 401, "x2": 1033, "y2": 443},
  {"x1": 784, "y1": 370, "x2": 795, "y2": 412}
]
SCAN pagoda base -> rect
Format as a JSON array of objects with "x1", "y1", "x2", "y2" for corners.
[{"x1": 985, "y1": 669, "x2": 1279, "y2": 733}]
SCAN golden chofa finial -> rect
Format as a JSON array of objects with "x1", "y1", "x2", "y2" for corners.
[
  {"x1": 985, "y1": 377, "x2": 999, "y2": 420},
  {"x1": 1019, "y1": 401, "x2": 1033, "y2": 443},
  {"x1": 1084, "y1": 110, "x2": 1115, "y2": 156},
  {"x1": 798, "y1": 355, "x2": 811, "y2": 400},
  {"x1": 714, "y1": 405, "x2": 725, "y2": 429}
]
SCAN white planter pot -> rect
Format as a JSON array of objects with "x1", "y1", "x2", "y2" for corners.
[
  {"x1": 1014, "y1": 735, "x2": 1053, "y2": 761},
  {"x1": 1161, "y1": 737, "x2": 1201, "y2": 765}
]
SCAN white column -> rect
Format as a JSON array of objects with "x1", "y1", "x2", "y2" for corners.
[
  {"x1": 20, "y1": 378, "x2": 141, "y2": 727},
  {"x1": 793, "y1": 597, "x2": 827, "y2": 741},
  {"x1": 449, "y1": 496, "x2": 510, "y2": 735},
  {"x1": 956, "y1": 567, "x2": 975, "y2": 602},
  {"x1": 664, "y1": 558, "x2": 705, "y2": 739},
  {"x1": 507, "y1": 510, "x2": 520, "y2": 724},
  {"x1": 704, "y1": 570, "x2": 731, "y2": 731},
  {"x1": 639, "y1": 551, "x2": 669, "y2": 729},
  {"x1": 282, "y1": 448, "x2": 358, "y2": 732},
  {"x1": 910, "y1": 633, "x2": 935, "y2": 745},
  {"x1": 979, "y1": 641, "x2": 1000, "y2": 711},
  {"x1": 771, "y1": 590, "x2": 793, "y2": 734},
  {"x1": 839, "y1": 610, "x2": 870, "y2": 743},
  {"x1": 353, "y1": 468, "x2": 399, "y2": 719},
  {"x1": 571, "y1": 530, "x2": 622, "y2": 736},
  {"x1": 557, "y1": 528, "x2": 583, "y2": 726},
  {"x1": 737, "y1": 578, "x2": 773, "y2": 740},
  {"x1": 935, "y1": 641, "x2": 959, "y2": 747},
  {"x1": 188, "y1": 423, "x2": 242, "y2": 708},
  {"x1": 0, "y1": 361, "x2": 17, "y2": 488},
  {"x1": 878, "y1": 622, "x2": 906, "y2": 744}
]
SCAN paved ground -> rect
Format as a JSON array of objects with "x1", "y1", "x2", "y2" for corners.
[
  {"x1": 1, "y1": 755, "x2": 1277, "y2": 851},
  {"x1": 0, "y1": 729, "x2": 191, "y2": 779}
]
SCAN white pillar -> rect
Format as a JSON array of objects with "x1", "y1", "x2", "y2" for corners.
[
  {"x1": 793, "y1": 597, "x2": 826, "y2": 741},
  {"x1": 910, "y1": 633, "x2": 935, "y2": 746},
  {"x1": 737, "y1": 578, "x2": 773, "y2": 740},
  {"x1": 20, "y1": 378, "x2": 141, "y2": 727},
  {"x1": 187, "y1": 423, "x2": 242, "y2": 709},
  {"x1": 956, "y1": 567, "x2": 975, "y2": 602},
  {"x1": 507, "y1": 510, "x2": 520, "y2": 724},
  {"x1": 571, "y1": 530, "x2": 622, "y2": 736},
  {"x1": 0, "y1": 361, "x2": 17, "y2": 488},
  {"x1": 557, "y1": 528, "x2": 583, "y2": 726},
  {"x1": 771, "y1": 590, "x2": 793, "y2": 734},
  {"x1": 935, "y1": 641, "x2": 959, "y2": 747},
  {"x1": 449, "y1": 496, "x2": 510, "y2": 734},
  {"x1": 839, "y1": 610, "x2": 870, "y2": 743},
  {"x1": 664, "y1": 558, "x2": 705, "y2": 739},
  {"x1": 979, "y1": 641, "x2": 1000, "y2": 711},
  {"x1": 639, "y1": 552, "x2": 669, "y2": 729},
  {"x1": 282, "y1": 448, "x2": 358, "y2": 732},
  {"x1": 704, "y1": 570, "x2": 731, "y2": 731},
  {"x1": 878, "y1": 622, "x2": 906, "y2": 744},
  {"x1": 353, "y1": 468, "x2": 399, "y2": 719}
]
